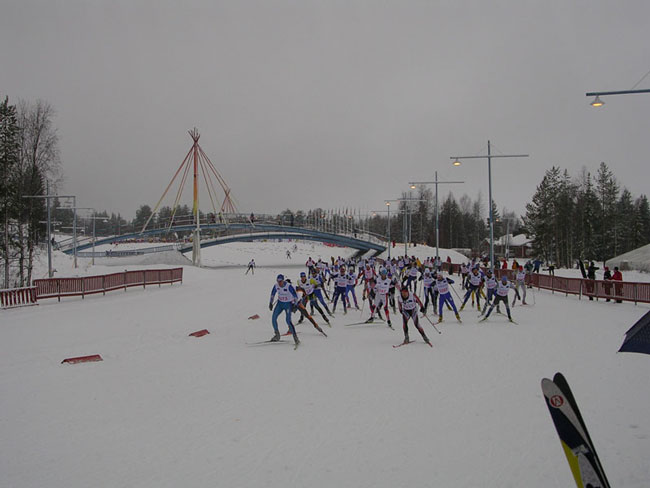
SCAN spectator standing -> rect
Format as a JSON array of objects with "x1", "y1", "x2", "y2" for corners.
[
  {"x1": 603, "y1": 266, "x2": 612, "y2": 302},
  {"x1": 611, "y1": 267, "x2": 623, "y2": 303}
]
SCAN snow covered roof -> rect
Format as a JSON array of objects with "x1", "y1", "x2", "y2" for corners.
[
  {"x1": 606, "y1": 243, "x2": 650, "y2": 272},
  {"x1": 490, "y1": 234, "x2": 532, "y2": 247}
]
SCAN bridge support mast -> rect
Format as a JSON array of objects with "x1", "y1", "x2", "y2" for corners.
[{"x1": 190, "y1": 129, "x2": 201, "y2": 267}]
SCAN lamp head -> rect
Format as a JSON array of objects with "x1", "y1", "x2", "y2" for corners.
[
  {"x1": 590, "y1": 95, "x2": 604, "y2": 107},
  {"x1": 453, "y1": 159, "x2": 462, "y2": 167}
]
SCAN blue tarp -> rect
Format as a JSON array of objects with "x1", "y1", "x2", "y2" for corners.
[{"x1": 619, "y1": 310, "x2": 650, "y2": 355}]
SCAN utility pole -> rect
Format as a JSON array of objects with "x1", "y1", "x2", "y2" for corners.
[
  {"x1": 23, "y1": 189, "x2": 76, "y2": 278},
  {"x1": 451, "y1": 141, "x2": 528, "y2": 271},
  {"x1": 409, "y1": 171, "x2": 464, "y2": 260}
]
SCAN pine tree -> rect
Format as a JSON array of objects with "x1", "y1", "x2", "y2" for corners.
[
  {"x1": 633, "y1": 195, "x2": 650, "y2": 248},
  {"x1": 616, "y1": 188, "x2": 635, "y2": 255},
  {"x1": 0, "y1": 96, "x2": 21, "y2": 287},
  {"x1": 595, "y1": 162, "x2": 619, "y2": 261},
  {"x1": 524, "y1": 167, "x2": 561, "y2": 263}
]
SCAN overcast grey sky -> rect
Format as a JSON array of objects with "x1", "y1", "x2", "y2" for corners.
[{"x1": 2, "y1": 0, "x2": 649, "y2": 220}]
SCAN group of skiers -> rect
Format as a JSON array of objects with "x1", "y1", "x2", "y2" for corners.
[{"x1": 265, "y1": 255, "x2": 527, "y2": 347}]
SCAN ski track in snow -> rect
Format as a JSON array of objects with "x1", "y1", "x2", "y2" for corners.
[{"x1": 2, "y1": 242, "x2": 650, "y2": 488}]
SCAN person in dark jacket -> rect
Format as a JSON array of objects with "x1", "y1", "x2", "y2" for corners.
[
  {"x1": 602, "y1": 266, "x2": 612, "y2": 301},
  {"x1": 586, "y1": 261, "x2": 599, "y2": 300}
]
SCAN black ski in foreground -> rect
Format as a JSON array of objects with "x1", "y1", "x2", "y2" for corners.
[{"x1": 541, "y1": 372, "x2": 611, "y2": 488}]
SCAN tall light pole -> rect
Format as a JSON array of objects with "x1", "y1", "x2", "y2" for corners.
[
  {"x1": 451, "y1": 141, "x2": 528, "y2": 271},
  {"x1": 386, "y1": 197, "x2": 426, "y2": 257},
  {"x1": 385, "y1": 201, "x2": 392, "y2": 258},
  {"x1": 409, "y1": 171, "x2": 464, "y2": 260},
  {"x1": 24, "y1": 190, "x2": 76, "y2": 276}
]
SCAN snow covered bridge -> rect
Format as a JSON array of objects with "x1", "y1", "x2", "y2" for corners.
[{"x1": 64, "y1": 222, "x2": 387, "y2": 258}]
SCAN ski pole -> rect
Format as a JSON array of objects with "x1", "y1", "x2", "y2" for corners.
[
  {"x1": 423, "y1": 313, "x2": 442, "y2": 334},
  {"x1": 450, "y1": 283, "x2": 463, "y2": 302}
]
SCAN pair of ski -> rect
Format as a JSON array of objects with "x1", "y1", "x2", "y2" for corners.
[
  {"x1": 541, "y1": 372, "x2": 610, "y2": 488},
  {"x1": 478, "y1": 315, "x2": 518, "y2": 325},
  {"x1": 246, "y1": 339, "x2": 300, "y2": 350},
  {"x1": 344, "y1": 317, "x2": 393, "y2": 330},
  {"x1": 392, "y1": 339, "x2": 433, "y2": 348}
]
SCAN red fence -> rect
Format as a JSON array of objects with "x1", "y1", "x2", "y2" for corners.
[
  {"x1": 0, "y1": 286, "x2": 38, "y2": 309},
  {"x1": 32, "y1": 268, "x2": 183, "y2": 302},
  {"x1": 441, "y1": 265, "x2": 650, "y2": 304}
]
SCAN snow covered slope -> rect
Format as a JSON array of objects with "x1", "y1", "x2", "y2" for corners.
[{"x1": 1, "y1": 243, "x2": 649, "y2": 488}]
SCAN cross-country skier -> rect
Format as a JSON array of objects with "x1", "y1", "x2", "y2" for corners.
[
  {"x1": 331, "y1": 265, "x2": 349, "y2": 314},
  {"x1": 480, "y1": 269, "x2": 498, "y2": 315},
  {"x1": 459, "y1": 262, "x2": 469, "y2": 284},
  {"x1": 269, "y1": 274, "x2": 300, "y2": 345},
  {"x1": 402, "y1": 263, "x2": 419, "y2": 292},
  {"x1": 512, "y1": 266, "x2": 527, "y2": 306},
  {"x1": 420, "y1": 268, "x2": 438, "y2": 316},
  {"x1": 245, "y1": 259, "x2": 256, "y2": 275},
  {"x1": 459, "y1": 267, "x2": 484, "y2": 311},
  {"x1": 434, "y1": 274, "x2": 461, "y2": 323},
  {"x1": 310, "y1": 268, "x2": 333, "y2": 314},
  {"x1": 481, "y1": 275, "x2": 515, "y2": 322},
  {"x1": 365, "y1": 267, "x2": 392, "y2": 327},
  {"x1": 397, "y1": 286, "x2": 431, "y2": 346},
  {"x1": 345, "y1": 264, "x2": 360, "y2": 309},
  {"x1": 296, "y1": 272, "x2": 331, "y2": 327}
]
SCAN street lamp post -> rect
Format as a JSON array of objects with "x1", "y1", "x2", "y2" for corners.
[
  {"x1": 451, "y1": 141, "x2": 528, "y2": 272},
  {"x1": 386, "y1": 202, "x2": 391, "y2": 258},
  {"x1": 23, "y1": 188, "x2": 76, "y2": 276},
  {"x1": 586, "y1": 88, "x2": 650, "y2": 107},
  {"x1": 386, "y1": 197, "x2": 426, "y2": 258},
  {"x1": 409, "y1": 171, "x2": 464, "y2": 261}
]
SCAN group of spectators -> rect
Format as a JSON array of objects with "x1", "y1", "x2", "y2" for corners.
[{"x1": 586, "y1": 261, "x2": 623, "y2": 303}]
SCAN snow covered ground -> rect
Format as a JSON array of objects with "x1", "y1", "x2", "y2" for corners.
[{"x1": 2, "y1": 242, "x2": 649, "y2": 487}]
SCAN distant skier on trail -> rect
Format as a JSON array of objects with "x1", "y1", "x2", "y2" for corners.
[
  {"x1": 269, "y1": 274, "x2": 300, "y2": 345},
  {"x1": 245, "y1": 259, "x2": 256, "y2": 275}
]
